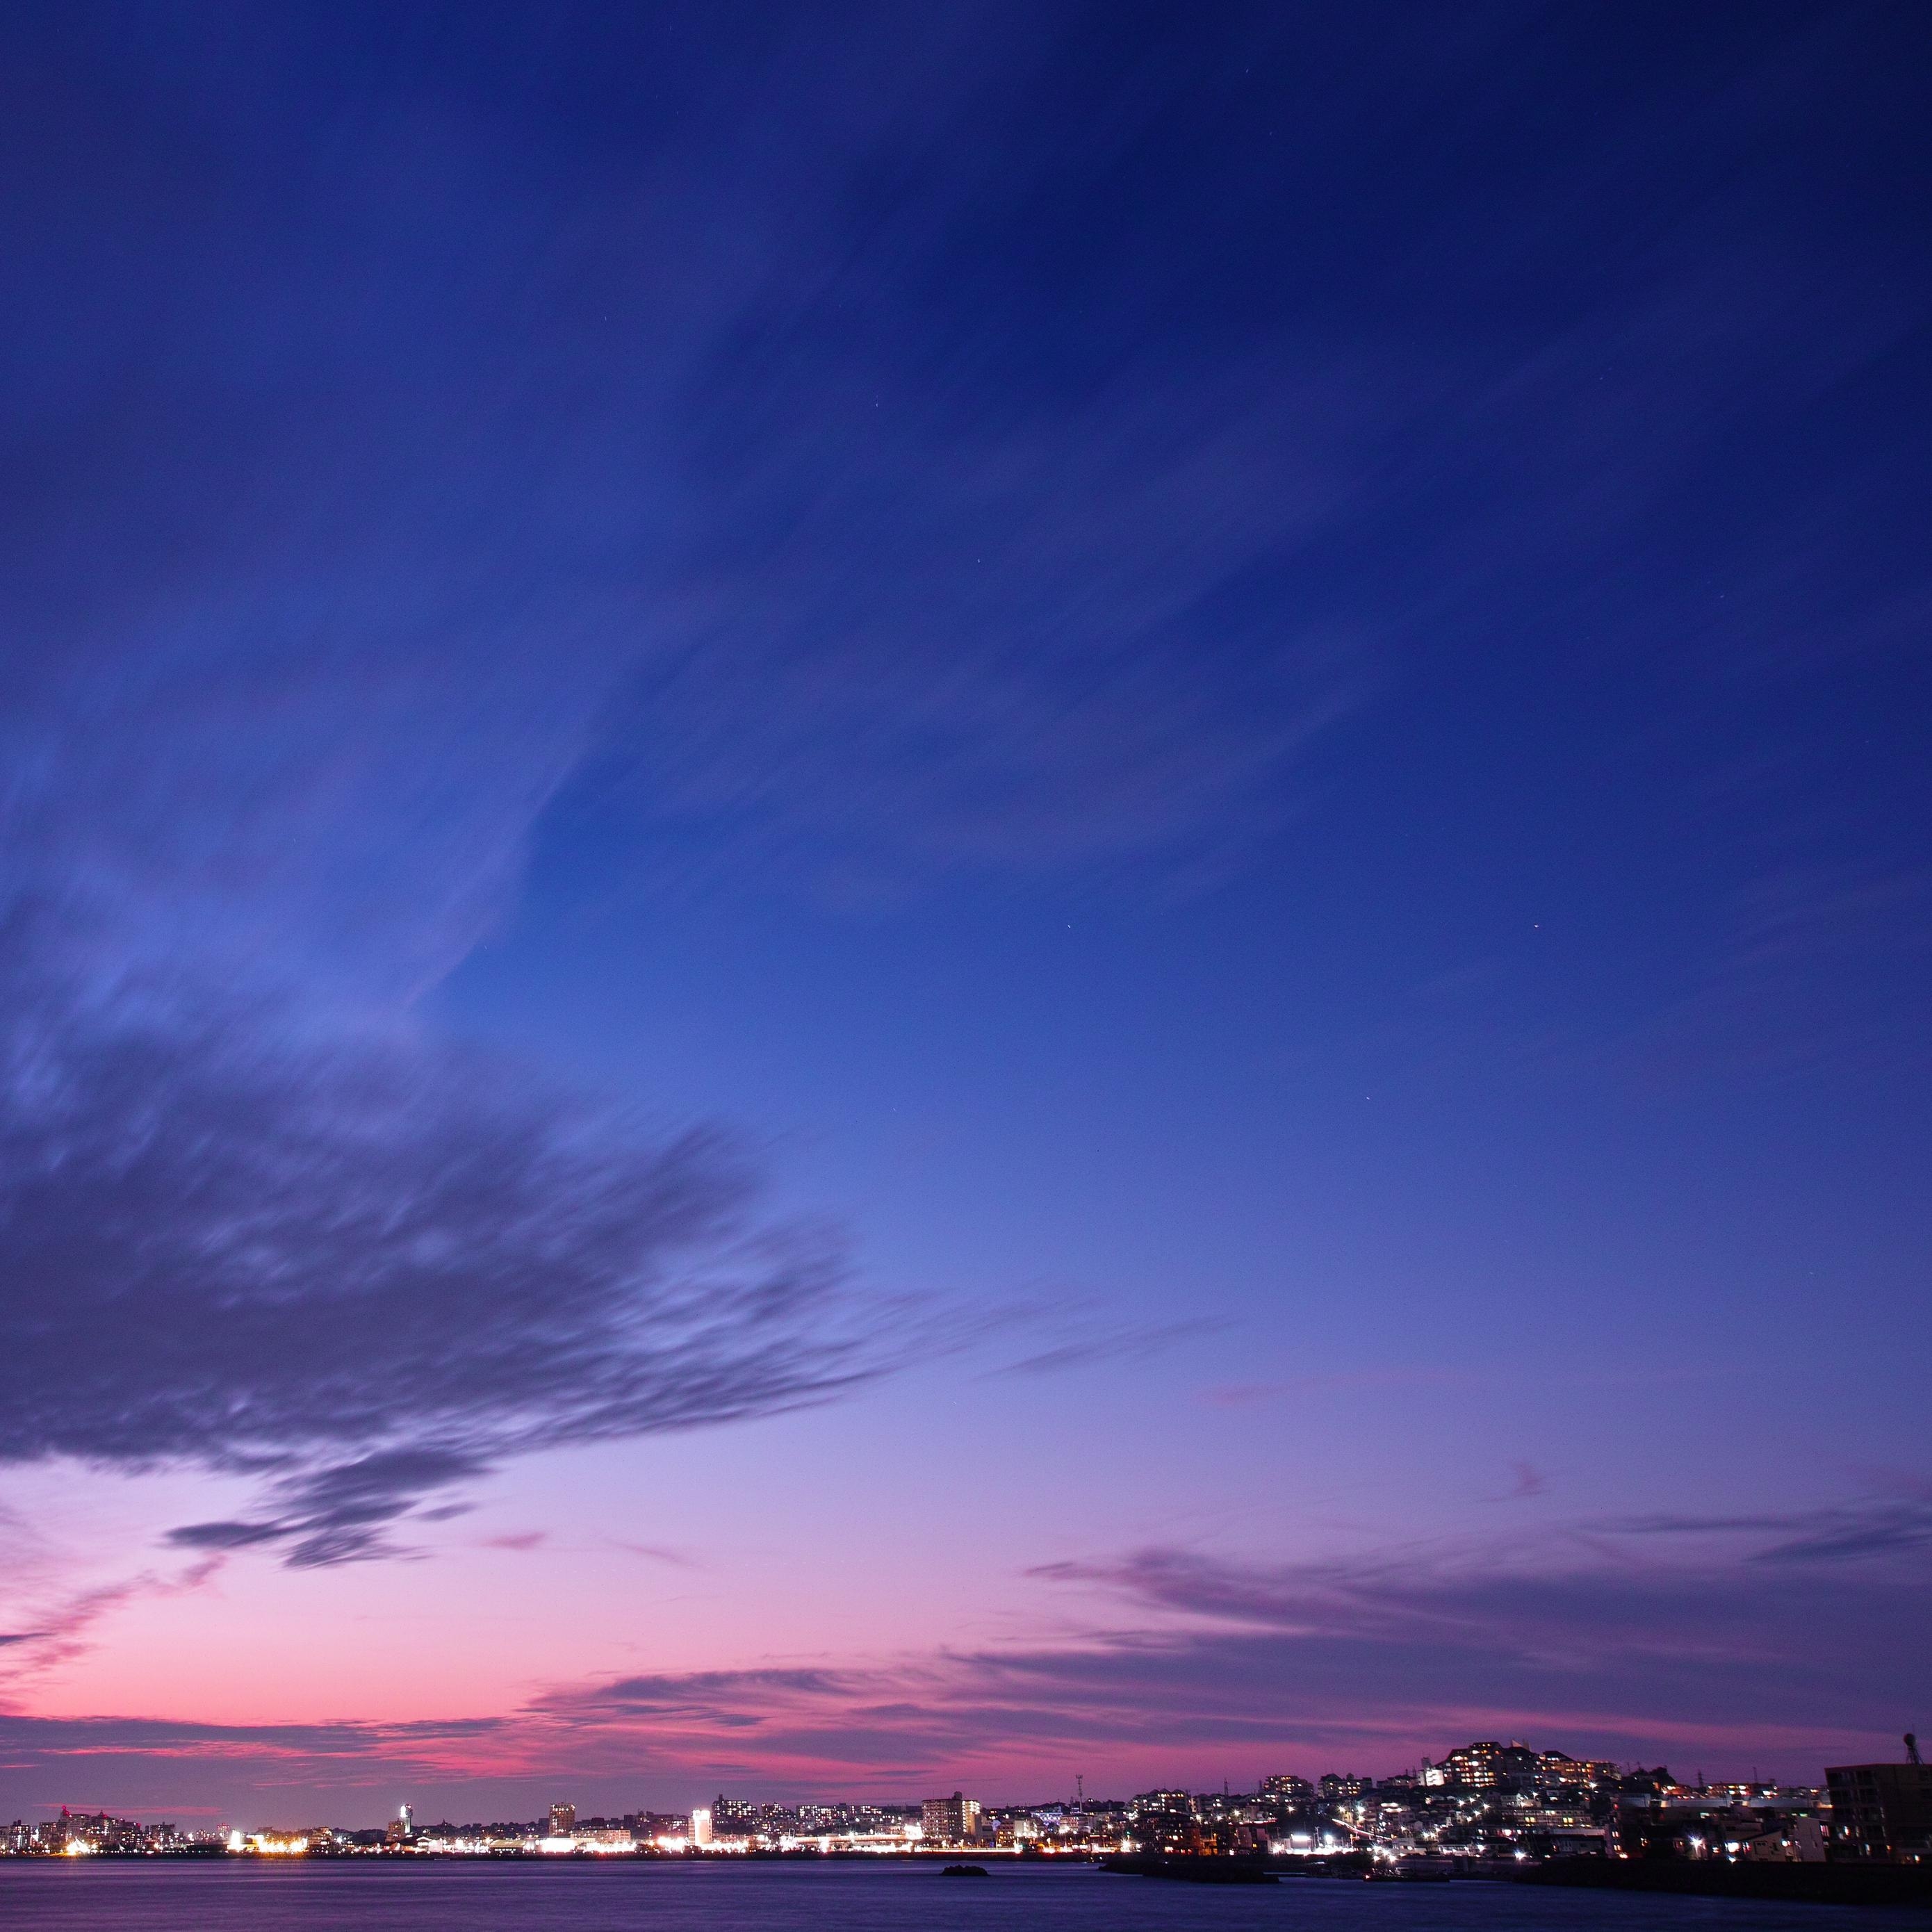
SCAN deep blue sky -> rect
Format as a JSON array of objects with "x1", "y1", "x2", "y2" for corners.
[{"x1": 0, "y1": 1, "x2": 1927, "y2": 1819}]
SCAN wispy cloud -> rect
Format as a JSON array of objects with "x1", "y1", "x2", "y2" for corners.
[
  {"x1": 1610, "y1": 1493, "x2": 1932, "y2": 1565},
  {"x1": 615, "y1": 1543, "x2": 703, "y2": 1569},
  {"x1": 1198, "y1": 1367, "x2": 1472, "y2": 1409},
  {"x1": 0, "y1": 973, "x2": 889, "y2": 1566},
  {"x1": 0, "y1": 1557, "x2": 227, "y2": 1688},
  {"x1": 990, "y1": 1314, "x2": 1210, "y2": 1380},
  {"x1": 11, "y1": 1492, "x2": 1924, "y2": 1814},
  {"x1": 1628, "y1": 863, "x2": 1932, "y2": 1083},
  {"x1": 1505, "y1": 1462, "x2": 1547, "y2": 1500}
]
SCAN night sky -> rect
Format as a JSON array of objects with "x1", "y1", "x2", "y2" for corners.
[{"x1": 2, "y1": 2, "x2": 1929, "y2": 1825}]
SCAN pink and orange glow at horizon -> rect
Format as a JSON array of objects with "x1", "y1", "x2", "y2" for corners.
[
  {"x1": 2, "y1": 2, "x2": 1929, "y2": 1826},
  {"x1": 6, "y1": 1380, "x2": 1922, "y2": 1822}
]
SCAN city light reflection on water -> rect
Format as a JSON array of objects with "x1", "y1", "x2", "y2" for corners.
[{"x1": 0, "y1": 1859, "x2": 1883, "y2": 1932}]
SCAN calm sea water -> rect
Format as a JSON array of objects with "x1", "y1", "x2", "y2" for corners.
[{"x1": 0, "y1": 1860, "x2": 1896, "y2": 1932}]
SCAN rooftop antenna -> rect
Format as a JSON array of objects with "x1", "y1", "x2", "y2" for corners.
[
  {"x1": 1908, "y1": 1735, "x2": 1922, "y2": 1767},
  {"x1": 1076, "y1": 1774, "x2": 1084, "y2": 1803}
]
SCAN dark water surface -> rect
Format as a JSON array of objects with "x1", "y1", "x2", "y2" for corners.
[{"x1": 0, "y1": 1860, "x2": 1897, "y2": 1932}]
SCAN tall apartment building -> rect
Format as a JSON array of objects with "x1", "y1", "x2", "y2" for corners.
[
  {"x1": 1826, "y1": 1760, "x2": 1932, "y2": 1861},
  {"x1": 922, "y1": 1792, "x2": 981, "y2": 1843},
  {"x1": 1440, "y1": 1740, "x2": 1541, "y2": 1788},
  {"x1": 1262, "y1": 1773, "x2": 1312, "y2": 1801},
  {"x1": 712, "y1": 1796, "x2": 760, "y2": 1839}
]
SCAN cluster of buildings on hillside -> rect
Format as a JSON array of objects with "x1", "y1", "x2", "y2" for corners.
[{"x1": 8, "y1": 1737, "x2": 1929, "y2": 1865}]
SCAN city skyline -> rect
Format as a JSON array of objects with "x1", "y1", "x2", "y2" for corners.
[
  {"x1": 1, "y1": 1731, "x2": 1867, "y2": 1840},
  {"x1": 1, "y1": 2, "x2": 1928, "y2": 1826},
  {"x1": 24, "y1": 1729, "x2": 1929, "y2": 1879}
]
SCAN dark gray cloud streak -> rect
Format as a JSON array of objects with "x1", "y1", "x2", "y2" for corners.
[
  {"x1": 1610, "y1": 1493, "x2": 1932, "y2": 1565},
  {"x1": 0, "y1": 969, "x2": 873, "y2": 1564}
]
